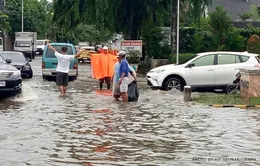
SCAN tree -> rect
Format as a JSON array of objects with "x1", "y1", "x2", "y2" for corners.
[
  {"x1": 52, "y1": 0, "x2": 171, "y2": 40},
  {"x1": 188, "y1": 0, "x2": 212, "y2": 23},
  {"x1": 208, "y1": 6, "x2": 232, "y2": 50},
  {"x1": 0, "y1": 11, "x2": 11, "y2": 32},
  {"x1": 5, "y1": 0, "x2": 47, "y2": 38}
]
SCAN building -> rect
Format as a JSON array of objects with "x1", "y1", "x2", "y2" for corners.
[{"x1": 207, "y1": 0, "x2": 260, "y2": 20}]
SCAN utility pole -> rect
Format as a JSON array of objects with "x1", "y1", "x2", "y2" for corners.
[
  {"x1": 170, "y1": 0, "x2": 180, "y2": 64},
  {"x1": 170, "y1": 0, "x2": 177, "y2": 55},
  {"x1": 176, "y1": 0, "x2": 180, "y2": 64},
  {"x1": 22, "y1": 0, "x2": 24, "y2": 32}
]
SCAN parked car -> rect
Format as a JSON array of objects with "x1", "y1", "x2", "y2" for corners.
[
  {"x1": 36, "y1": 39, "x2": 48, "y2": 55},
  {"x1": 146, "y1": 51, "x2": 260, "y2": 92},
  {"x1": 78, "y1": 46, "x2": 95, "y2": 63},
  {"x1": 0, "y1": 55, "x2": 22, "y2": 94},
  {"x1": 0, "y1": 51, "x2": 33, "y2": 78},
  {"x1": 42, "y1": 43, "x2": 78, "y2": 81}
]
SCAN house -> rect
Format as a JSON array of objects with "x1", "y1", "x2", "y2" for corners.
[{"x1": 206, "y1": 0, "x2": 260, "y2": 20}]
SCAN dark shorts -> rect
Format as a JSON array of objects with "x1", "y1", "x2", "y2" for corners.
[{"x1": 56, "y1": 72, "x2": 69, "y2": 86}]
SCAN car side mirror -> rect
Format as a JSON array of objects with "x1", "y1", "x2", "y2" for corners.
[
  {"x1": 187, "y1": 63, "x2": 195, "y2": 68},
  {"x1": 27, "y1": 58, "x2": 32, "y2": 62},
  {"x1": 6, "y1": 59, "x2": 12, "y2": 64}
]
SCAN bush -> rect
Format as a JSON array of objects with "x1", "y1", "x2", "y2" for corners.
[
  {"x1": 179, "y1": 27, "x2": 196, "y2": 53},
  {"x1": 246, "y1": 34, "x2": 260, "y2": 54},
  {"x1": 142, "y1": 26, "x2": 170, "y2": 59},
  {"x1": 127, "y1": 50, "x2": 140, "y2": 63},
  {"x1": 225, "y1": 28, "x2": 246, "y2": 51},
  {"x1": 191, "y1": 32, "x2": 205, "y2": 53},
  {"x1": 170, "y1": 53, "x2": 195, "y2": 64}
]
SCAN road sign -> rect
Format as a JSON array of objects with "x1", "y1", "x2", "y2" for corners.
[{"x1": 120, "y1": 40, "x2": 142, "y2": 57}]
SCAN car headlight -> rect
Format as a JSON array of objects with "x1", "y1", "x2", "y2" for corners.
[
  {"x1": 10, "y1": 70, "x2": 21, "y2": 79},
  {"x1": 156, "y1": 69, "x2": 165, "y2": 73},
  {"x1": 149, "y1": 69, "x2": 165, "y2": 74}
]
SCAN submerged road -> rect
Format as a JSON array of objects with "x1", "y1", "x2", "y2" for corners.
[{"x1": 0, "y1": 56, "x2": 259, "y2": 166}]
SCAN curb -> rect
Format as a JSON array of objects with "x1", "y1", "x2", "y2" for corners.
[{"x1": 209, "y1": 105, "x2": 260, "y2": 108}]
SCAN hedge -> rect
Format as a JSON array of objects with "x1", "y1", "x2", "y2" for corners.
[
  {"x1": 170, "y1": 53, "x2": 195, "y2": 64},
  {"x1": 179, "y1": 27, "x2": 260, "y2": 53}
]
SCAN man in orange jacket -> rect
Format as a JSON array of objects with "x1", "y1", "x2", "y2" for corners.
[{"x1": 99, "y1": 46, "x2": 111, "y2": 90}]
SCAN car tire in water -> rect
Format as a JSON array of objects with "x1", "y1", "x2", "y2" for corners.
[
  {"x1": 42, "y1": 75, "x2": 47, "y2": 80},
  {"x1": 28, "y1": 70, "x2": 33, "y2": 78},
  {"x1": 163, "y1": 77, "x2": 184, "y2": 92}
]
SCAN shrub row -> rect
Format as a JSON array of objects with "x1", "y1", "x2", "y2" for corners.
[{"x1": 179, "y1": 27, "x2": 260, "y2": 53}]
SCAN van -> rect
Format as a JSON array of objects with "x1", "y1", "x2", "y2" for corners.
[
  {"x1": 42, "y1": 43, "x2": 78, "y2": 81},
  {"x1": 36, "y1": 39, "x2": 48, "y2": 55}
]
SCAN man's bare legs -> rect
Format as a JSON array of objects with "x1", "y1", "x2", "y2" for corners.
[
  {"x1": 113, "y1": 94, "x2": 120, "y2": 101},
  {"x1": 63, "y1": 86, "x2": 67, "y2": 94},
  {"x1": 59, "y1": 86, "x2": 64, "y2": 95},
  {"x1": 121, "y1": 92, "x2": 128, "y2": 102}
]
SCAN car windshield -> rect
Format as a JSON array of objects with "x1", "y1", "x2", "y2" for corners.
[
  {"x1": 46, "y1": 45, "x2": 74, "y2": 58},
  {"x1": 0, "y1": 52, "x2": 26, "y2": 63},
  {"x1": 15, "y1": 41, "x2": 31, "y2": 47}
]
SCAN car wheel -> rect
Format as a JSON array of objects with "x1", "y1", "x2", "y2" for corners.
[
  {"x1": 164, "y1": 77, "x2": 184, "y2": 92},
  {"x1": 225, "y1": 84, "x2": 238, "y2": 94},
  {"x1": 28, "y1": 70, "x2": 33, "y2": 78},
  {"x1": 42, "y1": 75, "x2": 47, "y2": 80}
]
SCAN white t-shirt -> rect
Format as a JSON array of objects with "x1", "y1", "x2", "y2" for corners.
[{"x1": 55, "y1": 52, "x2": 75, "y2": 73}]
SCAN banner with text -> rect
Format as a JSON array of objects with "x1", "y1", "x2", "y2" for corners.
[{"x1": 120, "y1": 40, "x2": 142, "y2": 57}]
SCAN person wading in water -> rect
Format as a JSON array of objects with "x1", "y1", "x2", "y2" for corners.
[{"x1": 47, "y1": 42, "x2": 84, "y2": 95}]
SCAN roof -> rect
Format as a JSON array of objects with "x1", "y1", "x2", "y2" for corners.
[
  {"x1": 49, "y1": 43, "x2": 74, "y2": 46},
  {"x1": 208, "y1": 0, "x2": 260, "y2": 19},
  {"x1": 197, "y1": 51, "x2": 259, "y2": 57}
]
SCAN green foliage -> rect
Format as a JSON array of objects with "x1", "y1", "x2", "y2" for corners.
[
  {"x1": 239, "y1": 12, "x2": 252, "y2": 21},
  {"x1": 0, "y1": 11, "x2": 11, "y2": 32},
  {"x1": 52, "y1": 0, "x2": 171, "y2": 40},
  {"x1": 170, "y1": 53, "x2": 195, "y2": 64},
  {"x1": 238, "y1": 27, "x2": 260, "y2": 39},
  {"x1": 208, "y1": 6, "x2": 232, "y2": 50},
  {"x1": 127, "y1": 51, "x2": 140, "y2": 64},
  {"x1": 6, "y1": 0, "x2": 47, "y2": 38},
  {"x1": 257, "y1": 5, "x2": 260, "y2": 16},
  {"x1": 191, "y1": 32, "x2": 205, "y2": 53},
  {"x1": 225, "y1": 29, "x2": 246, "y2": 51},
  {"x1": 248, "y1": 5, "x2": 260, "y2": 20},
  {"x1": 194, "y1": 93, "x2": 246, "y2": 105},
  {"x1": 246, "y1": 34, "x2": 260, "y2": 54},
  {"x1": 142, "y1": 26, "x2": 170, "y2": 59},
  {"x1": 187, "y1": 0, "x2": 212, "y2": 24}
]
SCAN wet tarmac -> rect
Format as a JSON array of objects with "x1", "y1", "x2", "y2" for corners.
[{"x1": 0, "y1": 57, "x2": 259, "y2": 166}]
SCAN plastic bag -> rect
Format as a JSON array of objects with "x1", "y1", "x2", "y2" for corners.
[{"x1": 128, "y1": 81, "x2": 139, "y2": 102}]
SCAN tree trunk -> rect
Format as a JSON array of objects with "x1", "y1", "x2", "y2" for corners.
[
  {"x1": 171, "y1": 0, "x2": 177, "y2": 54},
  {"x1": 124, "y1": 0, "x2": 139, "y2": 40}
]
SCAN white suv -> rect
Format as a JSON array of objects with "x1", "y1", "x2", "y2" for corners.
[{"x1": 146, "y1": 51, "x2": 259, "y2": 91}]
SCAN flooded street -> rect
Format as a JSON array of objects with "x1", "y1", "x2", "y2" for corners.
[{"x1": 0, "y1": 57, "x2": 259, "y2": 166}]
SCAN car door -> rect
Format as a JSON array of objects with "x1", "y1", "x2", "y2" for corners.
[
  {"x1": 184, "y1": 54, "x2": 216, "y2": 86},
  {"x1": 214, "y1": 54, "x2": 250, "y2": 85}
]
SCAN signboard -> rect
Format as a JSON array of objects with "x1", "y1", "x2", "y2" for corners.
[{"x1": 120, "y1": 40, "x2": 142, "y2": 57}]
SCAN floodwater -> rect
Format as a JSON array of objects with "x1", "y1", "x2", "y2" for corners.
[{"x1": 0, "y1": 57, "x2": 259, "y2": 166}]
